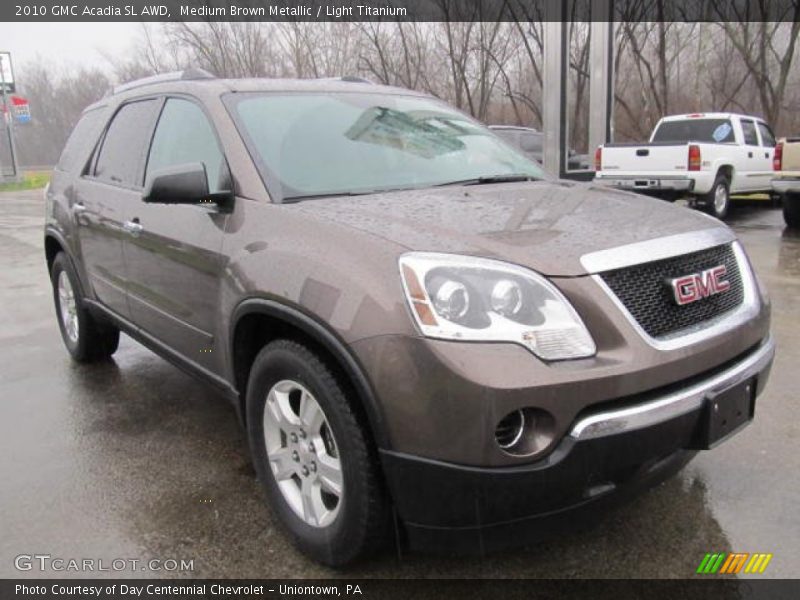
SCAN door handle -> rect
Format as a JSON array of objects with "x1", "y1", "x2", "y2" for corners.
[
  {"x1": 123, "y1": 218, "x2": 143, "y2": 235},
  {"x1": 748, "y1": 151, "x2": 753, "y2": 158},
  {"x1": 765, "y1": 152, "x2": 770, "y2": 158}
]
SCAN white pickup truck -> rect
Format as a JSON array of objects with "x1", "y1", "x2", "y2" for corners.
[
  {"x1": 773, "y1": 137, "x2": 800, "y2": 228},
  {"x1": 595, "y1": 113, "x2": 777, "y2": 219}
]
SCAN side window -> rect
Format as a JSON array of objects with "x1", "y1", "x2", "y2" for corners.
[
  {"x1": 520, "y1": 132, "x2": 542, "y2": 153},
  {"x1": 494, "y1": 129, "x2": 519, "y2": 148},
  {"x1": 146, "y1": 98, "x2": 226, "y2": 192},
  {"x1": 93, "y1": 99, "x2": 161, "y2": 187},
  {"x1": 57, "y1": 107, "x2": 106, "y2": 173},
  {"x1": 740, "y1": 120, "x2": 759, "y2": 146},
  {"x1": 757, "y1": 122, "x2": 776, "y2": 147}
]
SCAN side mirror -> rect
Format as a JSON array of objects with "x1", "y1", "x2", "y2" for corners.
[{"x1": 143, "y1": 162, "x2": 231, "y2": 205}]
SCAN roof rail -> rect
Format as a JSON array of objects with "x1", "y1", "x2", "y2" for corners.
[
  {"x1": 111, "y1": 68, "x2": 216, "y2": 96},
  {"x1": 339, "y1": 76, "x2": 373, "y2": 84},
  {"x1": 316, "y1": 76, "x2": 374, "y2": 85}
]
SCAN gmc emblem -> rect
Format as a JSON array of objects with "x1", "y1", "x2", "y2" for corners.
[{"x1": 670, "y1": 265, "x2": 731, "y2": 306}]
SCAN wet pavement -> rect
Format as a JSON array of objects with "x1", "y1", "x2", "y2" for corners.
[{"x1": 1, "y1": 190, "x2": 798, "y2": 579}]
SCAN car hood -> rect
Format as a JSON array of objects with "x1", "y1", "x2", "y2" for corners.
[{"x1": 289, "y1": 180, "x2": 728, "y2": 276}]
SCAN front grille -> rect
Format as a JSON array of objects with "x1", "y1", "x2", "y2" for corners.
[{"x1": 599, "y1": 244, "x2": 744, "y2": 339}]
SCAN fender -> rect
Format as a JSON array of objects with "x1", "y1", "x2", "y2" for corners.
[
  {"x1": 230, "y1": 297, "x2": 391, "y2": 449},
  {"x1": 44, "y1": 226, "x2": 90, "y2": 299}
]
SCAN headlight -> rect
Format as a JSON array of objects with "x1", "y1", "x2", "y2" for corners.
[{"x1": 399, "y1": 253, "x2": 596, "y2": 361}]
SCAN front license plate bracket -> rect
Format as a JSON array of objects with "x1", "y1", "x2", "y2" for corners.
[{"x1": 692, "y1": 377, "x2": 757, "y2": 450}]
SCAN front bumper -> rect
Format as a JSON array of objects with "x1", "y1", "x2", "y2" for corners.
[
  {"x1": 595, "y1": 175, "x2": 694, "y2": 192},
  {"x1": 380, "y1": 336, "x2": 774, "y2": 552}
]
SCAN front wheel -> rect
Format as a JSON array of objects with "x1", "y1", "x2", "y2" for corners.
[
  {"x1": 702, "y1": 176, "x2": 731, "y2": 220},
  {"x1": 246, "y1": 340, "x2": 389, "y2": 566},
  {"x1": 784, "y1": 193, "x2": 800, "y2": 229},
  {"x1": 51, "y1": 252, "x2": 119, "y2": 362}
]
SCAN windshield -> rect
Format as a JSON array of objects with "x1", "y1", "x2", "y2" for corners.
[
  {"x1": 225, "y1": 92, "x2": 545, "y2": 201},
  {"x1": 652, "y1": 118, "x2": 735, "y2": 144}
]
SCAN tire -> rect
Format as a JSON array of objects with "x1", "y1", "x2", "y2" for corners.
[
  {"x1": 784, "y1": 193, "x2": 800, "y2": 229},
  {"x1": 245, "y1": 339, "x2": 389, "y2": 566},
  {"x1": 51, "y1": 252, "x2": 119, "y2": 362},
  {"x1": 702, "y1": 175, "x2": 731, "y2": 220}
]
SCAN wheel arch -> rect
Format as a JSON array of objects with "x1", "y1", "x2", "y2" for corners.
[
  {"x1": 44, "y1": 228, "x2": 89, "y2": 299},
  {"x1": 44, "y1": 229, "x2": 67, "y2": 274},
  {"x1": 230, "y1": 297, "x2": 391, "y2": 449},
  {"x1": 716, "y1": 164, "x2": 734, "y2": 185}
]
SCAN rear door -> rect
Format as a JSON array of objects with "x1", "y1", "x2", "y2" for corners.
[
  {"x1": 123, "y1": 97, "x2": 230, "y2": 375},
  {"x1": 755, "y1": 121, "x2": 777, "y2": 190},
  {"x1": 738, "y1": 118, "x2": 765, "y2": 192},
  {"x1": 73, "y1": 98, "x2": 162, "y2": 318}
]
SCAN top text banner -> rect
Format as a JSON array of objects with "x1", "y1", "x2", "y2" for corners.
[{"x1": 5, "y1": 0, "x2": 800, "y2": 22}]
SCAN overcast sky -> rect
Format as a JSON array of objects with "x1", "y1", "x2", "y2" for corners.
[{"x1": 0, "y1": 23, "x2": 145, "y2": 74}]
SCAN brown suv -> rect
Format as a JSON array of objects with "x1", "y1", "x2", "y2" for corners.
[{"x1": 45, "y1": 71, "x2": 774, "y2": 566}]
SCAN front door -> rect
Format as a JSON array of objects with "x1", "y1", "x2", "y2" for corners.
[{"x1": 123, "y1": 97, "x2": 230, "y2": 376}]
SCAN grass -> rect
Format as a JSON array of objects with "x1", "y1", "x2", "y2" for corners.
[{"x1": 0, "y1": 170, "x2": 51, "y2": 192}]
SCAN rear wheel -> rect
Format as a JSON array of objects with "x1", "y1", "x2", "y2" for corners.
[
  {"x1": 703, "y1": 175, "x2": 731, "y2": 220},
  {"x1": 246, "y1": 340, "x2": 389, "y2": 566},
  {"x1": 51, "y1": 252, "x2": 119, "y2": 362},
  {"x1": 784, "y1": 193, "x2": 800, "y2": 229}
]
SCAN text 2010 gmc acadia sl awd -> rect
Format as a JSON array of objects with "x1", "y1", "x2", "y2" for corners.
[{"x1": 45, "y1": 71, "x2": 774, "y2": 566}]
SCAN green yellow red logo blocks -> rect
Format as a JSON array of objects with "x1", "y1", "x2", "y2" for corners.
[{"x1": 696, "y1": 552, "x2": 773, "y2": 574}]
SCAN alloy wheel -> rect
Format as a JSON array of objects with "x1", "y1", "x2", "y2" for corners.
[
  {"x1": 57, "y1": 270, "x2": 79, "y2": 343},
  {"x1": 714, "y1": 184, "x2": 728, "y2": 214},
  {"x1": 262, "y1": 379, "x2": 343, "y2": 528}
]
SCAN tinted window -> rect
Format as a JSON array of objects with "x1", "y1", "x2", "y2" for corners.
[
  {"x1": 741, "y1": 120, "x2": 759, "y2": 146},
  {"x1": 651, "y1": 119, "x2": 735, "y2": 143},
  {"x1": 94, "y1": 99, "x2": 161, "y2": 187},
  {"x1": 57, "y1": 108, "x2": 106, "y2": 173},
  {"x1": 520, "y1": 132, "x2": 542, "y2": 153},
  {"x1": 146, "y1": 98, "x2": 226, "y2": 192},
  {"x1": 757, "y1": 122, "x2": 776, "y2": 147},
  {"x1": 493, "y1": 128, "x2": 520, "y2": 147}
]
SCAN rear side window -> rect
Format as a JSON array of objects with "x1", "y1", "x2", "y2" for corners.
[
  {"x1": 757, "y1": 122, "x2": 776, "y2": 147},
  {"x1": 741, "y1": 120, "x2": 759, "y2": 146},
  {"x1": 520, "y1": 132, "x2": 542, "y2": 153},
  {"x1": 56, "y1": 108, "x2": 106, "y2": 173},
  {"x1": 651, "y1": 119, "x2": 735, "y2": 144},
  {"x1": 145, "y1": 98, "x2": 226, "y2": 192},
  {"x1": 93, "y1": 99, "x2": 161, "y2": 187},
  {"x1": 493, "y1": 129, "x2": 520, "y2": 147}
]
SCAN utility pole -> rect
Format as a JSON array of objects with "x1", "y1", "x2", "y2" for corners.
[{"x1": 0, "y1": 52, "x2": 20, "y2": 181}]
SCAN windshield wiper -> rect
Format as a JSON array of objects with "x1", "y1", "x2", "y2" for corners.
[
  {"x1": 282, "y1": 175, "x2": 540, "y2": 202},
  {"x1": 281, "y1": 190, "x2": 374, "y2": 203},
  {"x1": 434, "y1": 174, "x2": 540, "y2": 187}
]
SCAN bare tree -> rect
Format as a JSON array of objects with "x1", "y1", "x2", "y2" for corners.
[
  {"x1": 15, "y1": 64, "x2": 110, "y2": 165},
  {"x1": 711, "y1": 0, "x2": 800, "y2": 129},
  {"x1": 164, "y1": 22, "x2": 272, "y2": 77}
]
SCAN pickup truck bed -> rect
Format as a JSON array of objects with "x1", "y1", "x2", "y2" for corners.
[
  {"x1": 773, "y1": 137, "x2": 800, "y2": 228},
  {"x1": 595, "y1": 113, "x2": 777, "y2": 220}
]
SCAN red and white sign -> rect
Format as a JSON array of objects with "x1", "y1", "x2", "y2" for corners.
[
  {"x1": 670, "y1": 265, "x2": 731, "y2": 306},
  {"x1": 2, "y1": 95, "x2": 30, "y2": 124}
]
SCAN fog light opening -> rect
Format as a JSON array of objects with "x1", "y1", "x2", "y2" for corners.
[
  {"x1": 495, "y1": 409, "x2": 525, "y2": 449},
  {"x1": 494, "y1": 408, "x2": 556, "y2": 457}
]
